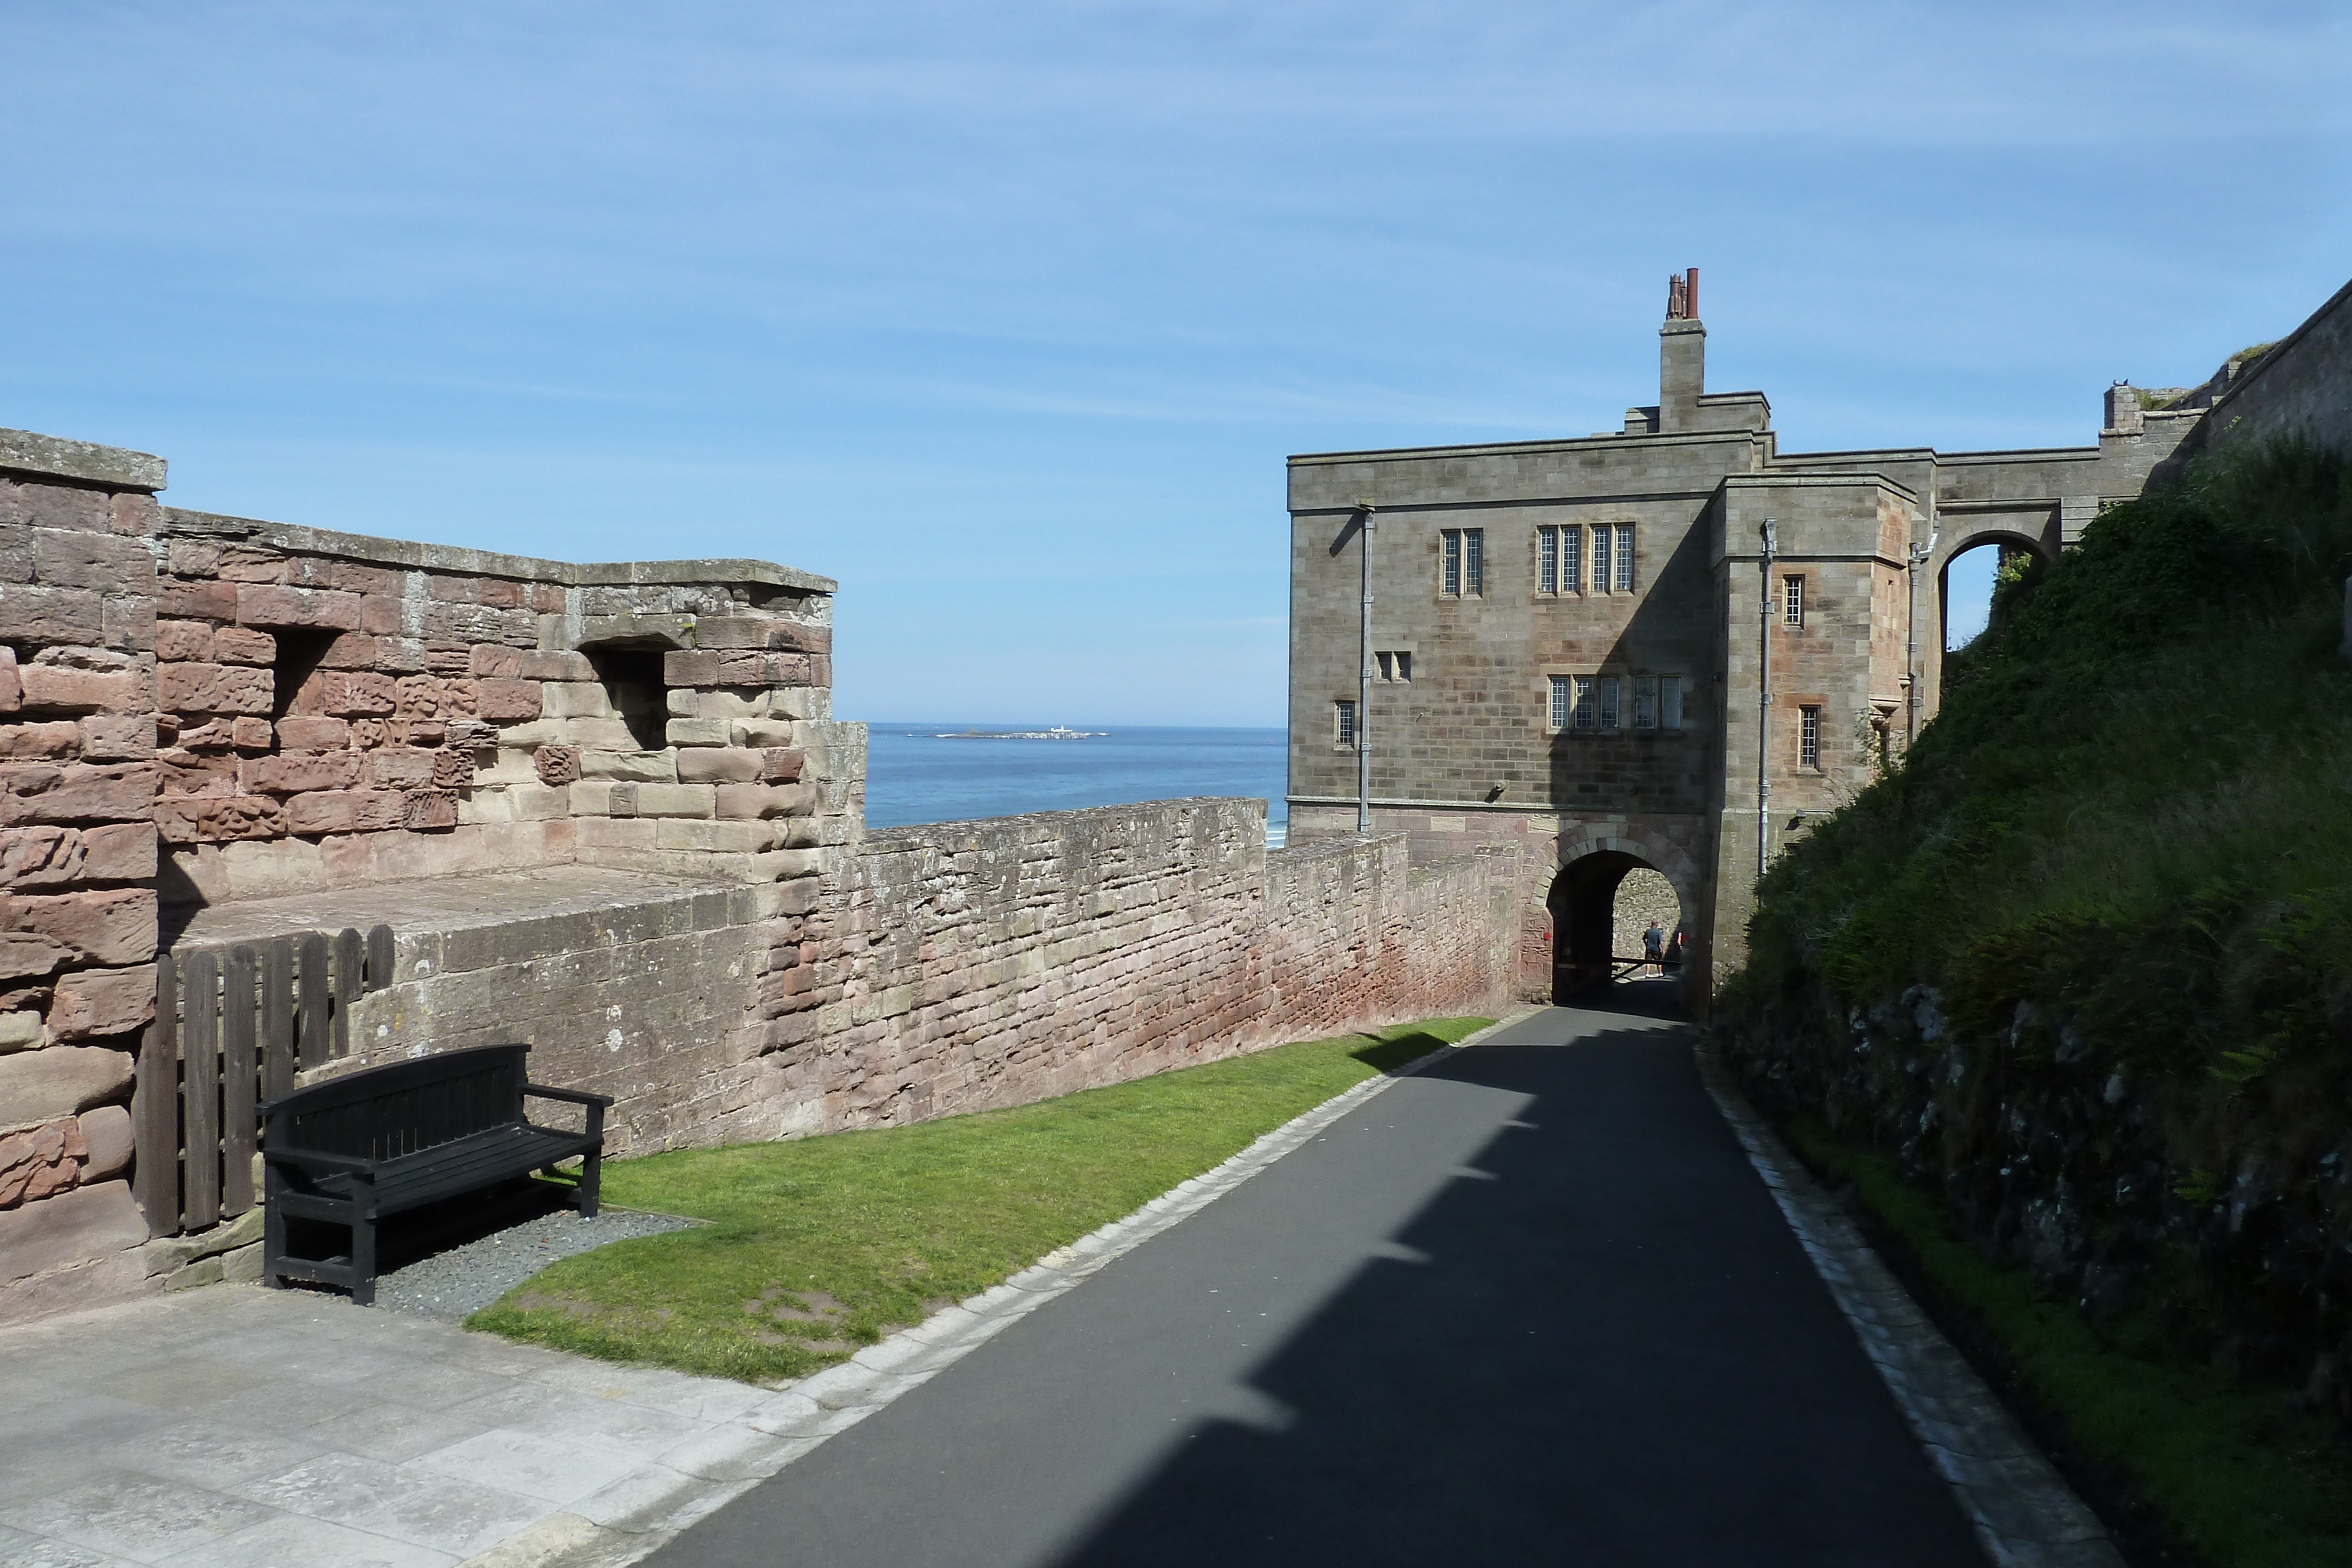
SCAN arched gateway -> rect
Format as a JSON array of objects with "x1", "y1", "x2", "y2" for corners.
[{"x1": 1546, "y1": 838, "x2": 1697, "y2": 1002}]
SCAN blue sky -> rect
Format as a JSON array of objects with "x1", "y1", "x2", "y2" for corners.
[{"x1": 6, "y1": 2, "x2": 2347, "y2": 723}]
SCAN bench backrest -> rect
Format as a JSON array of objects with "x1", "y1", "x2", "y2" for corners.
[{"x1": 263, "y1": 1044, "x2": 532, "y2": 1163}]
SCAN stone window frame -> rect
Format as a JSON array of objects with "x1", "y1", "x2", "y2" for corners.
[
  {"x1": 1799, "y1": 704, "x2": 1823, "y2": 768},
  {"x1": 1440, "y1": 527, "x2": 1484, "y2": 598},
  {"x1": 1783, "y1": 573, "x2": 1806, "y2": 628},
  {"x1": 1549, "y1": 670, "x2": 1686, "y2": 735},
  {"x1": 1612, "y1": 523, "x2": 1636, "y2": 593},
  {"x1": 1334, "y1": 698, "x2": 1358, "y2": 749},
  {"x1": 1538, "y1": 524, "x2": 1585, "y2": 596},
  {"x1": 1374, "y1": 650, "x2": 1413, "y2": 683}
]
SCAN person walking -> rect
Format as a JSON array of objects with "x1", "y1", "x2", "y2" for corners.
[{"x1": 1642, "y1": 919, "x2": 1665, "y2": 977}]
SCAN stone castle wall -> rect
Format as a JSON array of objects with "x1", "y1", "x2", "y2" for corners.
[
  {"x1": 0, "y1": 435, "x2": 167, "y2": 1321},
  {"x1": 761, "y1": 799, "x2": 1520, "y2": 1138}
]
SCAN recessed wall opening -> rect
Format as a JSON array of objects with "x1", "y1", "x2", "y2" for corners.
[
  {"x1": 585, "y1": 647, "x2": 670, "y2": 751},
  {"x1": 270, "y1": 630, "x2": 340, "y2": 723}
]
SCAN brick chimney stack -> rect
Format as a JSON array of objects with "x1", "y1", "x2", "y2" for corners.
[{"x1": 1659, "y1": 266, "x2": 1705, "y2": 433}]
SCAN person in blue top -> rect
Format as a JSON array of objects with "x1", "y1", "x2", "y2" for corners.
[{"x1": 1642, "y1": 920, "x2": 1665, "y2": 977}]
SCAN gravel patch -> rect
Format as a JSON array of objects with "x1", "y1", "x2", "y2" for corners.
[{"x1": 372, "y1": 1206, "x2": 697, "y2": 1320}]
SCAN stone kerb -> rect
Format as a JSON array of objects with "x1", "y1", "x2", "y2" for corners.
[{"x1": 1, "y1": 436, "x2": 168, "y2": 1325}]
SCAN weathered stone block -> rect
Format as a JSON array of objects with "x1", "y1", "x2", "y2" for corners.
[
  {"x1": 0, "y1": 1048, "x2": 135, "y2": 1131},
  {"x1": 0, "y1": 1011, "x2": 44, "y2": 1053},
  {"x1": 541, "y1": 682, "x2": 613, "y2": 720},
  {"x1": 733, "y1": 719, "x2": 795, "y2": 747},
  {"x1": 475, "y1": 678, "x2": 541, "y2": 721},
  {"x1": 664, "y1": 650, "x2": 721, "y2": 686},
  {"x1": 32, "y1": 530, "x2": 156, "y2": 593},
  {"x1": 469, "y1": 645, "x2": 522, "y2": 679},
  {"x1": 78, "y1": 1104, "x2": 132, "y2": 1179},
  {"x1": 230, "y1": 716, "x2": 273, "y2": 751},
  {"x1": 242, "y1": 752, "x2": 361, "y2": 794},
  {"x1": 3, "y1": 764, "x2": 156, "y2": 826},
  {"x1": 350, "y1": 790, "x2": 408, "y2": 831},
  {"x1": 317, "y1": 670, "x2": 397, "y2": 717},
  {"x1": 81, "y1": 823, "x2": 156, "y2": 883},
  {"x1": 760, "y1": 747, "x2": 805, "y2": 782},
  {"x1": 155, "y1": 794, "x2": 283, "y2": 844},
  {"x1": 432, "y1": 750, "x2": 473, "y2": 788},
  {"x1": 78, "y1": 715, "x2": 155, "y2": 763},
  {"x1": 713, "y1": 784, "x2": 794, "y2": 820},
  {"x1": 0, "y1": 1181, "x2": 145, "y2": 1285},
  {"x1": 0, "y1": 584, "x2": 103, "y2": 647},
  {"x1": 154, "y1": 621, "x2": 214, "y2": 662},
  {"x1": 654, "y1": 819, "x2": 775, "y2": 852},
  {"x1": 403, "y1": 790, "x2": 458, "y2": 830},
  {"x1": 159, "y1": 662, "x2": 272, "y2": 716},
  {"x1": 363, "y1": 748, "x2": 436, "y2": 790},
  {"x1": 19, "y1": 664, "x2": 142, "y2": 715},
  {"x1": 157, "y1": 577, "x2": 238, "y2": 621},
  {"x1": 236, "y1": 584, "x2": 362, "y2": 631},
  {"x1": 358, "y1": 593, "x2": 405, "y2": 636},
  {"x1": 665, "y1": 718, "x2": 729, "y2": 747},
  {"x1": 49, "y1": 965, "x2": 156, "y2": 1041},
  {"x1": 582, "y1": 750, "x2": 674, "y2": 783},
  {"x1": 517, "y1": 649, "x2": 592, "y2": 681},
  {"x1": 509, "y1": 783, "x2": 570, "y2": 821},
  {"x1": 633, "y1": 784, "x2": 715, "y2": 820},
  {"x1": 273, "y1": 716, "x2": 350, "y2": 752},
  {"x1": 284, "y1": 791, "x2": 358, "y2": 835},
  {"x1": 533, "y1": 745, "x2": 581, "y2": 785},
  {"x1": 677, "y1": 747, "x2": 760, "y2": 784},
  {"x1": 569, "y1": 781, "x2": 616, "y2": 815},
  {"x1": 0, "y1": 723, "x2": 78, "y2": 760},
  {"x1": 211, "y1": 626, "x2": 276, "y2": 666}
]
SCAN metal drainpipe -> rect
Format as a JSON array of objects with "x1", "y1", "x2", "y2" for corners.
[
  {"x1": 1906, "y1": 522, "x2": 1939, "y2": 745},
  {"x1": 1758, "y1": 518, "x2": 1776, "y2": 882},
  {"x1": 1357, "y1": 503, "x2": 1376, "y2": 835}
]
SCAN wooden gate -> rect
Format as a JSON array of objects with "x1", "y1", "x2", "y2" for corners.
[{"x1": 132, "y1": 925, "x2": 395, "y2": 1239}]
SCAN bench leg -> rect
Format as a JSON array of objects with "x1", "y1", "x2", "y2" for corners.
[
  {"x1": 576, "y1": 1149, "x2": 602, "y2": 1219},
  {"x1": 350, "y1": 1209, "x2": 377, "y2": 1307}
]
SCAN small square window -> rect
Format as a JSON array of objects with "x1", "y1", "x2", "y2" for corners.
[
  {"x1": 1395, "y1": 651, "x2": 1411, "y2": 682},
  {"x1": 1336, "y1": 700, "x2": 1358, "y2": 748},
  {"x1": 1375, "y1": 651, "x2": 1392, "y2": 681}
]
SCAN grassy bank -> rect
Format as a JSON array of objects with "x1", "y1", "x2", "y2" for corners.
[
  {"x1": 471, "y1": 1017, "x2": 1491, "y2": 1383},
  {"x1": 1785, "y1": 1116, "x2": 2352, "y2": 1568},
  {"x1": 1712, "y1": 442, "x2": 2352, "y2": 1563}
]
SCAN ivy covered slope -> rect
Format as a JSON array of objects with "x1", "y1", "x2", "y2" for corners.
[{"x1": 1716, "y1": 442, "x2": 2352, "y2": 1415}]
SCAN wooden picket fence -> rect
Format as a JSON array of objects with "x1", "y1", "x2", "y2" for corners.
[{"x1": 132, "y1": 925, "x2": 396, "y2": 1239}]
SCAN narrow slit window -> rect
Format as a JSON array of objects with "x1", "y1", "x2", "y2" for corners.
[
  {"x1": 1598, "y1": 676, "x2": 1621, "y2": 730},
  {"x1": 1561, "y1": 524, "x2": 1582, "y2": 593},
  {"x1": 1463, "y1": 528, "x2": 1484, "y2": 596},
  {"x1": 1613, "y1": 524, "x2": 1636, "y2": 591},
  {"x1": 1549, "y1": 674, "x2": 1571, "y2": 730},
  {"x1": 1375, "y1": 651, "x2": 1393, "y2": 681},
  {"x1": 1336, "y1": 700, "x2": 1358, "y2": 748},
  {"x1": 1539, "y1": 527, "x2": 1559, "y2": 595},
  {"x1": 1573, "y1": 676, "x2": 1595, "y2": 730},
  {"x1": 1800, "y1": 705, "x2": 1822, "y2": 768},
  {"x1": 1633, "y1": 677, "x2": 1658, "y2": 730},
  {"x1": 1661, "y1": 676, "x2": 1683, "y2": 731},
  {"x1": 1592, "y1": 526, "x2": 1612, "y2": 593},
  {"x1": 1441, "y1": 530, "x2": 1462, "y2": 596},
  {"x1": 1395, "y1": 651, "x2": 1411, "y2": 682},
  {"x1": 1784, "y1": 576, "x2": 1805, "y2": 627}
]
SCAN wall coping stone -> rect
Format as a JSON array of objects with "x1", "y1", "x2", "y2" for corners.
[
  {"x1": 160, "y1": 509, "x2": 836, "y2": 594},
  {"x1": 0, "y1": 427, "x2": 167, "y2": 492}
]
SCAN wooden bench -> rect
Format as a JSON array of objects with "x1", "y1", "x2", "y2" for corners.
[{"x1": 260, "y1": 1044, "x2": 613, "y2": 1306}]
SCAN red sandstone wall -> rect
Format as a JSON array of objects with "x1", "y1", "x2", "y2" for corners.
[
  {"x1": 0, "y1": 456, "x2": 164, "y2": 1316},
  {"x1": 763, "y1": 799, "x2": 1519, "y2": 1138}
]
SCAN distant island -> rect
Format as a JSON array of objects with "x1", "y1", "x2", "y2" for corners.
[{"x1": 934, "y1": 727, "x2": 1107, "y2": 740}]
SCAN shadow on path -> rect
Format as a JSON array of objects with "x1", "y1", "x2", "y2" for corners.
[{"x1": 657, "y1": 1002, "x2": 1979, "y2": 1567}]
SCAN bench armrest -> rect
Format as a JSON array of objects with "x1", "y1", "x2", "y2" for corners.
[
  {"x1": 525, "y1": 1082, "x2": 609, "y2": 1144},
  {"x1": 524, "y1": 1084, "x2": 615, "y2": 1108},
  {"x1": 264, "y1": 1147, "x2": 378, "y2": 1177}
]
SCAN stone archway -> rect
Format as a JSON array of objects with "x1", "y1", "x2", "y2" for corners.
[{"x1": 1543, "y1": 834, "x2": 1699, "y2": 1002}]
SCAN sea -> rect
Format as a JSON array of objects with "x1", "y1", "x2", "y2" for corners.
[{"x1": 863, "y1": 724, "x2": 1291, "y2": 845}]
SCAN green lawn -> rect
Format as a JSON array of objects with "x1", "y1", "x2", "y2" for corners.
[
  {"x1": 1784, "y1": 1117, "x2": 2352, "y2": 1568},
  {"x1": 470, "y1": 1017, "x2": 1492, "y2": 1383}
]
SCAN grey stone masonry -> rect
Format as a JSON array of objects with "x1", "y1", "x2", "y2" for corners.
[{"x1": 1285, "y1": 270, "x2": 2352, "y2": 1007}]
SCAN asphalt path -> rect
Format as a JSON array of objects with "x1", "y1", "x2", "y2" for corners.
[{"x1": 651, "y1": 989, "x2": 1983, "y2": 1567}]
